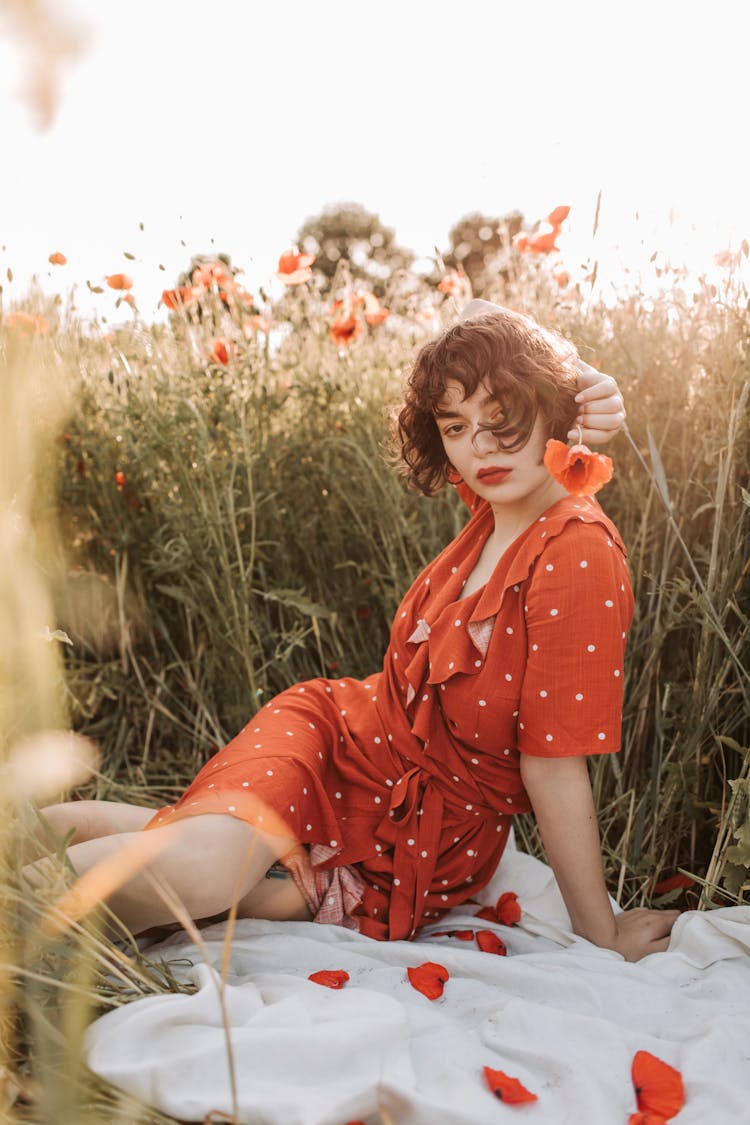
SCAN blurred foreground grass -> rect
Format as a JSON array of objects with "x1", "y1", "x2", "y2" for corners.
[{"x1": 1, "y1": 249, "x2": 749, "y2": 1121}]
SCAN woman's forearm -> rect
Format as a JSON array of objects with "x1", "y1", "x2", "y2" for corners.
[{"x1": 520, "y1": 753, "x2": 618, "y2": 947}]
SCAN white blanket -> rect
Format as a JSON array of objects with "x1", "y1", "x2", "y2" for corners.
[{"x1": 86, "y1": 839, "x2": 750, "y2": 1124}]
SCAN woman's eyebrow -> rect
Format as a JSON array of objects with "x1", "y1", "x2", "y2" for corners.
[{"x1": 434, "y1": 393, "x2": 499, "y2": 419}]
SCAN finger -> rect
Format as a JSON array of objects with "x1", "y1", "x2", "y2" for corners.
[
  {"x1": 568, "y1": 423, "x2": 623, "y2": 445},
  {"x1": 575, "y1": 371, "x2": 619, "y2": 399}
]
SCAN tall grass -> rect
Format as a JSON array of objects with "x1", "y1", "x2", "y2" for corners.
[{"x1": 2, "y1": 246, "x2": 749, "y2": 1120}]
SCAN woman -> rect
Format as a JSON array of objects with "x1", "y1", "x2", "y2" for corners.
[{"x1": 27, "y1": 303, "x2": 677, "y2": 960}]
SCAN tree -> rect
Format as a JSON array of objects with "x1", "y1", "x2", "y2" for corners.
[
  {"x1": 295, "y1": 202, "x2": 415, "y2": 296},
  {"x1": 441, "y1": 210, "x2": 524, "y2": 298}
]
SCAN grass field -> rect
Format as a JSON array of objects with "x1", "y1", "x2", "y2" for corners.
[{"x1": 1, "y1": 238, "x2": 748, "y2": 1121}]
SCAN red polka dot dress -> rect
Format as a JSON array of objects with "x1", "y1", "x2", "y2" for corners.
[{"x1": 145, "y1": 490, "x2": 633, "y2": 941}]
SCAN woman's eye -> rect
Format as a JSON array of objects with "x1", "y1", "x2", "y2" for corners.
[{"x1": 443, "y1": 424, "x2": 464, "y2": 436}]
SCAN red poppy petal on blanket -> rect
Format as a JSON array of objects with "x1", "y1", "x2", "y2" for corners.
[
  {"x1": 495, "y1": 891, "x2": 522, "y2": 926},
  {"x1": 628, "y1": 1113, "x2": 668, "y2": 1125},
  {"x1": 632, "y1": 1050, "x2": 685, "y2": 1118},
  {"x1": 407, "y1": 962, "x2": 449, "y2": 1000},
  {"x1": 483, "y1": 1066, "x2": 538, "y2": 1104},
  {"x1": 308, "y1": 970, "x2": 350, "y2": 989},
  {"x1": 475, "y1": 905, "x2": 498, "y2": 922},
  {"x1": 451, "y1": 930, "x2": 476, "y2": 941},
  {"x1": 476, "y1": 930, "x2": 507, "y2": 956}
]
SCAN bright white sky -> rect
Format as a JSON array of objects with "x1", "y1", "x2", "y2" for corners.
[{"x1": 0, "y1": 0, "x2": 747, "y2": 322}]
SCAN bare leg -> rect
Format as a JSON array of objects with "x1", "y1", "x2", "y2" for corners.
[
  {"x1": 24, "y1": 813, "x2": 309, "y2": 934},
  {"x1": 25, "y1": 800, "x2": 156, "y2": 863}
]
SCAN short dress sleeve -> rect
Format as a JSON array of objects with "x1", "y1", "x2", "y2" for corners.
[{"x1": 517, "y1": 519, "x2": 634, "y2": 758}]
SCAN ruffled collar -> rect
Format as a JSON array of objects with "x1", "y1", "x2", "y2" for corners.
[{"x1": 403, "y1": 494, "x2": 625, "y2": 697}]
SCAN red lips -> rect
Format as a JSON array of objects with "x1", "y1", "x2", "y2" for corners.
[{"x1": 476, "y1": 467, "x2": 511, "y2": 483}]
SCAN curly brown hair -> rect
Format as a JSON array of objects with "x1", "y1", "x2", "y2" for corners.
[{"x1": 394, "y1": 307, "x2": 580, "y2": 496}]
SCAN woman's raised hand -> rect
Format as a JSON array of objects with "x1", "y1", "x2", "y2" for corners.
[{"x1": 571, "y1": 359, "x2": 626, "y2": 445}]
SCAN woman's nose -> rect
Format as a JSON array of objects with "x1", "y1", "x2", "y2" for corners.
[{"x1": 471, "y1": 426, "x2": 499, "y2": 454}]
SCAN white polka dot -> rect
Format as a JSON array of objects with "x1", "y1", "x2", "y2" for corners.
[
  {"x1": 539, "y1": 690, "x2": 548, "y2": 698},
  {"x1": 328, "y1": 896, "x2": 335, "y2": 906},
  {"x1": 335, "y1": 791, "x2": 342, "y2": 799},
  {"x1": 550, "y1": 608, "x2": 558, "y2": 616},
  {"x1": 541, "y1": 531, "x2": 547, "y2": 538},
  {"x1": 505, "y1": 673, "x2": 513, "y2": 681},
  {"x1": 605, "y1": 600, "x2": 614, "y2": 608},
  {"x1": 303, "y1": 787, "x2": 308, "y2": 795},
  {"x1": 580, "y1": 560, "x2": 588, "y2": 568},
  {"x1": 478, "y1": 699, "x2": 487, "y2": 707},
  {"x1": 614, "y1": 669, "x2": 621, "y2": 677},
  {"x1": 545, "y1": 563, "x2": 554, "y2": 572},
  {"x1": 374, "y1": 796, "x2": 381, "y2": 804},
  {"x1": 394, "y1": 878, "x2": 401, "y2": 886},
  {"x1": 466, "y1": 849, "x2": 475, "y2": 857},
  {"x1": 306, "y1": 823, "x2": 312, "y2": 831},
  {"x1": 254, "y1": 743, "x2": 262, "y2": 749},
  {"x1": 440, "y1": 683, "x2": 446, "y2": 691},
  {"x1": 308, "y1": 722, "x2": 316, "y2": 729},
  {"x1": 273, "y1": 708, "x2": 280, "y2": 714},
  {"x1": 475, "y1": 659, "x2": 482, "y2": 667},
  {"x1": 330, "y1": 840, "x2": 337, "y2": 847},
  {"x1": 519, "y1": 721, "x2": 525, "y2": 730},
  {"x1": 503, "y1": 748, "x2": 510, "y2": 756},
  {"x1": 452, "y1": 775, "x2": 459, "y2": 782},
  {"x1": 598, "y1": 732, "x2": 606, "y2": 741},
  {"x1": 373, "y1": 907, "x2": 378, "y2": 915},
  {"x1": 454, "y1": 619, "x2": 462, "y2": 627},
  {"x1": 401, "y1": 611, "x2": 407, "y2": 617},
  {"x1": 298, "y1": 687, "x2": 305, "y2": 693},
  {"x1": 448, "y1": 660, "x2": 455, "y2": 669},
  {"x1": 587, "y1": 644, "x2": 596, "y2": 652},
  {"x1": 545, "y1": 733, "x2": 553, "y2": 742},
  {"x1": 375, "y1": 843, "x2": 382, "y2": 852},
  {"x1": 506, "y1": 626, "x2": 514, "y2": 635},
  {"x1": 266, "y1": 769, "x2": 273, "y2": 776},
  {"x1": 471, "y1": 757, "x2": 479, "y2": 765},
  {"x1": 285, "y1": 730, "x2": 294, "y2": 737},
  {"x1": 208, "y1": 783, "x2": 215, "y2": 789},
  {"x1": 451, "y1": 566, "x2": 457, "y2": 573},
  {"x1": 254, "y1": 727, "x2": 261, "y2": 732},
  {"x1": 374, "y1": 736, "x2": 381, "y2": 744},
  {"x1": 421, "y1": 850, "x2": 428, "y2": 857},
  {"x1": 340, "y1": 709, "x2": 347, "y2": 716},
  {"x1": 386, "y1": 778, "x2": 393, "y2": 786},
  {"x1": 532, "y1": 643, "x2": 539, "y2": 651},
  {"x1": 575, "y1": 692, "x2": 584, "y2": 701},
  {"x1": 242, "y1": 781, "x2": 249, "y2": 787},
  {"x1": 441, "y1": 894, "x2": 448, "y2": 902},
  {"x1": 228, "y1": 805, "x2": 236, "y2": 812},
  {"x1": 407, "y1": 838, "x2": 415, "y2": 846},
  {"x1": 506, "y1": 797, "x2": 513, "y2": 804}
]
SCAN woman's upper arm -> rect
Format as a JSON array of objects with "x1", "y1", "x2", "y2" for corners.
[{"x1": 517, "y1": 524, "x2": 634, "y2": 759}]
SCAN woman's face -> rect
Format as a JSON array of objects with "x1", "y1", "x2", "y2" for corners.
[{"x1": 434, "y1": 379, "x2": 565, "y2": 517}]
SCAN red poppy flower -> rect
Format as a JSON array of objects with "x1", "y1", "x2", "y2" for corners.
[
  {"x1": 437, "y1": 269, "x2": 471, "y2": 298},
  {"x1": 552, "y1": 263, "x2": 571, "y2": 288},
  {"x1": 543, "y1": 439, "x2": 614, "y2": 497},
  {"x1": 495, "y1": 891, "x2": 522, "y2": 926},
  {"x1": 474, "y1": 905, "x2": 498, "y2": 923},
  {"x1": 276, "y1": 246, "x2": 316, "y2": 285},
  {"x1": 115, "y1": 471, "x2": 126, "y2": 488},
  {"x1": 631, "y1": 1050, "x2": 685, "y2": 1119},
  {"x1": 210, "y1": 337, "x2": 235, "y2": 365},
  {"x1": 628, "y1": 1113, "x2": 668, "y2": 1125},
  {"x1": 106, "y1": 274, "x2": 134, "y2": 290},
  {"x1": 48, "y1": 251, "x2": 67, "y2": 266},
  {"x1": 527, "y1": 221, "x2": 561, "y2": 254},
  {"x1": 161, "y1": 286, "x2": 201, "y2": 311},
  {"x1": 192, "y1": 262, "x2": 232, "y2": 288},
  {"x1": 308, "y1": 969, "x2": 349, "y2": 989},
  {"x1": 329, "y1": 313, "x2": 364, "y2": 347},
  {"x1": 407, "y1": 962, "x2": 449, "y2": 1000},
  {"x1": 476, "y1": 930, "x2": 507, "y2": 956},
  {"x1": 6, "y1": 312, "x2": 48, "y2": 335},
  {"x1": 654, "y1": 873, "x2": 695, "y2": 894},
  {"x1": 547, "y1": 205, "x2": 571, "y2": 226},
  {"x1": 483, "y1": 1067, "x2": 538, "y2": 1104}
]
